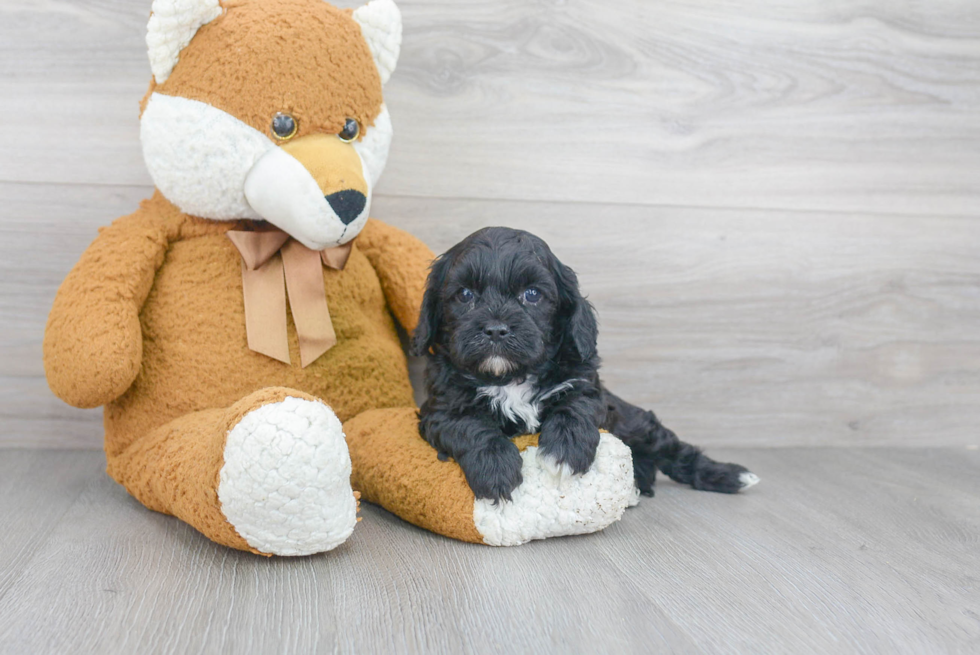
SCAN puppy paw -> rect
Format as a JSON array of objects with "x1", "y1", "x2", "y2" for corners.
[
  {"x1": 537, "y1": 414, "x2": 601, "y2": 476},
  {"x1": 458, "y1": 437, "x2": 524, "y2": 503}
]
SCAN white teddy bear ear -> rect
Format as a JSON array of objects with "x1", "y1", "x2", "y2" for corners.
[
  {"x1": 147, "y1": 0, "x2": 224, "y2": 84},
  {"x1": 352, "y1": 0, "x2": 402, "y2": 85}
]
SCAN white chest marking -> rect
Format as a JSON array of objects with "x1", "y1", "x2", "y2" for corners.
[
  {"x1": 478, "y1": 377, "x2": 542, "y2": 432},
  {"x1": 477, "y1": 378, "x2": 583, "y2": 433}
]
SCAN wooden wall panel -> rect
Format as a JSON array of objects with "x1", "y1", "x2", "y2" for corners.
[
  {"x1": 4, "y1": 186, "x2": 978, "y2": 448},
  {"x1": 2, "y1": 1, "x2": 979, "y2": 214},
  {"x1": 1, "y1": 0, "x2": 978, "y2": 448}
]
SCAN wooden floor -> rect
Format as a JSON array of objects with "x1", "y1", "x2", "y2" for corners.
[{"x1": 0, "y1": 448, "x2": 977, "y2": 654}]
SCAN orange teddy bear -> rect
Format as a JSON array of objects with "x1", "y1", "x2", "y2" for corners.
[{"x1": 44, "y1": 0, "x2": 637, "y2": 556}]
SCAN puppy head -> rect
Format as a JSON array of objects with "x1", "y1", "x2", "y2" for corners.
[{"x1": 412, "y1": 227, "x2": 598, "y2": 381}]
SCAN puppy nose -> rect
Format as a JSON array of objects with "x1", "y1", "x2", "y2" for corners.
[
  {"x1": 325, "y1": 190, "x2": 366, "y2": 225},
  {"x1": 484, "y1": 324, "x2": 510, "y2": 341}
]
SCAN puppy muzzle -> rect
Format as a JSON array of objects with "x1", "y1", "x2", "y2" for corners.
[
  {"x1": 244, "y1": 134, "x2": 372, "y2": 250},
  {"x1": 452, "y1": 313, "x2": 545, "y2": 379}
]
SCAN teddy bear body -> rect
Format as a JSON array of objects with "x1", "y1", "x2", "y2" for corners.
[
  {"x1": 42, "y1": 0, "x2": 446, "y2": 556},
  {"x1": 46, "y1": 182, "x2": 432, "y2": 554},
  {"x1": 43, "y1": 0, "x2": 639, "y2": 556},
  {"x1": 99, "y1": 197, "x2": 415, "y2": 458}
]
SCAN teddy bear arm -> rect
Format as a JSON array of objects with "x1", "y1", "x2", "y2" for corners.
[
  {"x1": 43, "y1": 210, "x2": 173, "y2": 408},
  {"x1": 356, "y1": 218, "x2": 435, "y2": 333}
]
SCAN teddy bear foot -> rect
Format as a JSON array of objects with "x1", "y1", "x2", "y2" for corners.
[
  {"x1": 346, "y1": 408, "x2": 638, "y2": 546},
  {"x1": 218, "y1": 396, "x2": 358, "y2": 556},
  {"x1": 473, "y1": 433, "x2": 636, "y2": 546}
]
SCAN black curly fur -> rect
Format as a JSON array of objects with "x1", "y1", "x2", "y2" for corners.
[{"x1": 413, "y1": 227, "x2": 754, "y2": 502}]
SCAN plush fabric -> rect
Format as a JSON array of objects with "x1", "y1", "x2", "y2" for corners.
[
  {"x1": 218, "y1": 393, "x2": 358, "y2": 555},
  {"x1": 347, "y1": 408, "x2": 486, "y2": 544},
  {"x1": 45, "y1": 196, "x2": 424, "y2": 456},
  {"x1": 346, "y1": 409, "x2": 635, "y2": 546},
  {"x1": 147, "y1": 0, "x2": 223, "y2": 84},
  {"x1": 140, "y1": 92, "x2": 270, "y2": 220},
  {"x1": 142, "y1": 0, "x2": 384, "y2": 141},
  {"x1": 352, "y1": 0, "x2": 402, "y2": 84},
  {"x1": 43, "y1": 0, "x2": 636, "y2": 555},
  {"x1": 108, "y1": 386, "x2": 321, "y2": 554},
  {"x1": 45, "y1": 191, "x2": 431, "y2": 554}
]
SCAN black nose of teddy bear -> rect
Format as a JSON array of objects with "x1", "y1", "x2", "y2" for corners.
[{"x1": 325, "y1": 190, "x2": 366, "y2": 225}]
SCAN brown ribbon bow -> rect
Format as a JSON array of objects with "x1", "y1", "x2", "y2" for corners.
[{"x1": 227, "y1": 228, "x2": 353, "y2": 368}]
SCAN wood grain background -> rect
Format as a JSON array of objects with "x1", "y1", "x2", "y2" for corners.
[
  {"x1": 2, "y1": 447, "x2": 978, "y2": 653},
  {"x1": 2, "y1": 0, "x2": 979, "y2": 448}
]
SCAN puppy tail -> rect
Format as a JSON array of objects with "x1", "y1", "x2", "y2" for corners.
[{"x1": 600, "y1": 388, "x2": 758, "y2": 495}]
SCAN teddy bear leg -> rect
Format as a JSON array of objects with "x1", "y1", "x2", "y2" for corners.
[
  {"x1": 107, "y1": 387, "x2": 358, "y2": 556},
  {"x1": 344, "y1": 407, "x2": 638, "y2": 546}
]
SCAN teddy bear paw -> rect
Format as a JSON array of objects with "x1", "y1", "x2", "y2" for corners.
[
  {"x1": 474, "y1": 433, "x2": 636, "y2": 546},
  {"x1": 218, "y1": 396, "x2": 357, "y2": 556}
]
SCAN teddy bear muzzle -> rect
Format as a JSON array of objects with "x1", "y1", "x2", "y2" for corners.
[{"x1": 243, "y1": 133, "x2": 371, "y2": 250}]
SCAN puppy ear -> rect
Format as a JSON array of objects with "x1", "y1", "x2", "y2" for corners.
[
  {"x1": 411, "y1": 253, "x2": 450, "y2": 356},
  {"x1": 552, "y1": 258, "x2": 599, "y2": 362}
]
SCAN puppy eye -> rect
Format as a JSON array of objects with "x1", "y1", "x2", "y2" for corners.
[
  {"x1": 338, "y1": 118, "x2": 360, "y2": 142},
  {"x1": 457, "y1": 288, "x2": 475, "y2": 303},
  {"x1": 271, "y1": 112, "x2": 298, "y2": 141},
  {"x1": 523, "y1": 287, "x2": 542, "y2": 304}
]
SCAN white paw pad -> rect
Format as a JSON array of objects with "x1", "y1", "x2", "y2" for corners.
[
  {"x1": 218, "y1": 397, "x2": 357, "y2": 556},
  {"x1": 739, "y1": 472, "x2": 761, "y2": 490}
]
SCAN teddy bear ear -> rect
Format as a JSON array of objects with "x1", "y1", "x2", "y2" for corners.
[
  {"x1": 352, "y1": 0, "x2": 402, "y2": 85},
  {"x1": 146, "y1": 0, "x2": 224, "y2": 84}
]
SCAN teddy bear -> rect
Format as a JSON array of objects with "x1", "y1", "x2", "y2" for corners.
[{"x1": 43, "y1": 0, "x2": 638, "y2": 556}]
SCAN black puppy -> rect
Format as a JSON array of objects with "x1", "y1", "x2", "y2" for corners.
[{"x1": 412, "y1": 227, "x2": 758, "y2": 502}]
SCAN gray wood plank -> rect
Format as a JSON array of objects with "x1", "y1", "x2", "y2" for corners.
[
  {"x1": 0, "y1": 448, "x2": 977, "y2": 654},
  {"x1": 5, "y1": 184, "x2": 978, "y2": 449},
  {"x1": 0, "y1": 450, "x2": 105, "y2": 599},
  {"x1": 0, "y1": 450, "x2": 697, "y2": 654},
  {"x1": 597, "y1": 447, "x2": 980, "y2": 654},
  {"x1": 1, "y1": 1, "x2": 979, "y2": 216}
]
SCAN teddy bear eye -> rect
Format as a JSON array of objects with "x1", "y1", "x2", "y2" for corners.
[
  {"x1": 338, "y1": 118, "x2": 360, "y2": 142},
  {"x1": 457, "y1": 288, "x2": 475, "y2": 303},
  {"x1": 271, "y1": 112, "x2": 298, "y2": 140}
]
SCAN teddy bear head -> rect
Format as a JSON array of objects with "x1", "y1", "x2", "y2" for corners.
[{"x1": 139, "y1": 0, "x2": 401, "y2": 249}]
